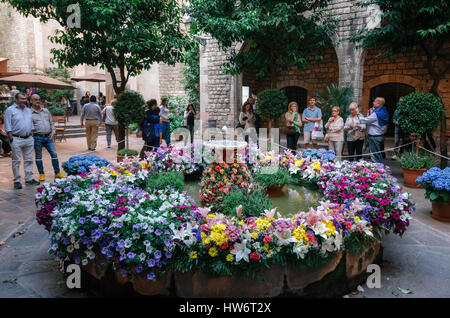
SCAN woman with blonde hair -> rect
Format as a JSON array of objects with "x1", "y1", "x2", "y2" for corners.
[
  {"x1": 325, "y1": 106, "x2": 344, "y2": 158},
  {"x1": 344, "y1": 102, "x2": 365, "y2": 161},
  {"x1": 284, "y1": 101, "x2": 302, "y2": 153}
]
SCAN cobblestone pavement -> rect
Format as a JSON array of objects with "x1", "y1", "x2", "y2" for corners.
[{"x1": 0, "y1": 134, "x2": 449, "y2": 298}]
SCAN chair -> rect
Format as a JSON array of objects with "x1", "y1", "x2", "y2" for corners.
[{"x1": 55, "y1": 118, "x2": 67, "y2": 142}]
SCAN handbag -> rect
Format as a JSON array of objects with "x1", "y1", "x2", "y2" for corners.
[
  {"x1": 284, "y1": 112, "x2": 298, "y2": 135},
  {"x1": 312, "y1": 120, "x2": 324, "y2": 140}
]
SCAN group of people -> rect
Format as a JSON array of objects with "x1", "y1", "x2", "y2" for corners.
[
  {"x1": 2, "y1": 92, "x2": 65, "y2": 189},
  {"x1": 139, "y1": 98, "x2": 197, "y2": 158},
  {"x1": 279, "y1": 96, "x2": 391, "y2": 163}
]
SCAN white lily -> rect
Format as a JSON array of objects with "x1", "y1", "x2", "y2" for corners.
[
  {"x1": 274, "y1": 230, "x2": 297, "y2": 246},
  {"x1": 264, "y1": 207, "x2": 277, "y2": 218},
  {"x1": 231, "y1": 240, "x2": 251, "y2": 263}
]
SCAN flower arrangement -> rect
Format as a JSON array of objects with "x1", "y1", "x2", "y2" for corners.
[
  {"x1": 416, "y1": 167, "x2": 450, "y2": 203},
  {"x1": 171, "y1": 200, "x2": 374, "y2": 276},
  {"x1": 146, "y1": 143, "x2": 214, "y2": 175},
  {"x1": 36, "y1": 143, "x2": 414, "y2": 283},
  {"x1": 200, "y1": 159, "x2": 254, "y2": 205},
  {"x1": 62, "y1": 155, "x2": 111, "y2": 176}
]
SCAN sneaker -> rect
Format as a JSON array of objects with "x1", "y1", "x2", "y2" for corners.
[
  {"x1": 55, "y1": 172, "x2": 66, "y2": 179},
  {"x1": 25, "y1": 179, "x2": 40, "y2": 186},
  {"x1": 391, "y1": 155, "x2": 398, "y2": 160},
  {"x1": 14, "y1": 182, "x2": 22, "y2": 189},
  {"x1": 39, "y1": 174, "x2": 45, "y2": 181}
]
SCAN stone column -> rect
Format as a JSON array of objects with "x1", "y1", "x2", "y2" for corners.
[
  {"x1": 335, "y1": 41, "x2": 365, "y2": 105},
  {"x1": 199, "y1": 42, "x2": 209, "y2": 137}
]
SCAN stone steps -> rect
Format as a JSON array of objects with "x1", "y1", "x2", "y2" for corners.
[{"x1": 55, "y1": 123, "x2": 106, "y2": 139}]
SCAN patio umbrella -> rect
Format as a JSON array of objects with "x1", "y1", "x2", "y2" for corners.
[
  {"x1": 71, "y1": 73, "x2": 106, "y2": 95},
  {"x1": 0, "y1": 73, "x2": 74, "y2": 90}
]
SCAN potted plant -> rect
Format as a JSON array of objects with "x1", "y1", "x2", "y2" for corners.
[
  {"x1": 169, "y1": 114, "x2": 185, "y2": 142},
  {"x1": 47, "y1": 105, "x2": 66, "y2": 122},
  {"x1": 416, "y1": 167, "x2": 450, "y2": 222},
  {"x1": 396, "y1": 92, "x2": 444, "y2": 148},
  {"x1": 398, "y1": 150, "x2": 439, "y2": 188},
  {"x1": 117, "y1": 149, "x2": 139, "y2": 162},
  {"x1": 255, "y1": 167, "x2": 292, "y2": 197},
  {"x1": 128, "y1": 123, "x2": 141, "y2": 138}
]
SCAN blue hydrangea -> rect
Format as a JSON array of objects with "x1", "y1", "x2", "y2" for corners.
[
  {"x1": 416, "y1": 167, "x2": 450, "y2": 192},
  {"x1": 62, "y1": 155, "x2": 111, "y2": 175}
]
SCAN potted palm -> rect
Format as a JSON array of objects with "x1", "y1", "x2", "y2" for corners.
[
  {"x1": 416, "y1": 167, "x2": 450, "y2": 222},
  {"x1": 398, "y1": 150, "x2": 438, "y2": 188}
]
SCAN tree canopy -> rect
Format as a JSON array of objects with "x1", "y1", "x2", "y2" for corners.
[
  {"x1": 187, "y1": 0, "x2": 339, "y2": 89},
  {"x1": 3, "y1": 0, "x2": 189, "y2": 95}
]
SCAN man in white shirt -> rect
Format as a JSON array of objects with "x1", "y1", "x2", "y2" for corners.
[
  {"x1": 359, "y1": 97, "x2": 389, "y2": 163},
  {"x1": 102, "y1": 99, "x2": 119, "y2": 148}
]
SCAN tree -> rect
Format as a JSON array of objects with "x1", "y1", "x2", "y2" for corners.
[
  {"x1": 3, "y1": 0, "x2": 188, "y2": 149},
  {"x1": 181, "y1": 43, "x2": 200, "y2": 110},
  {"x1": 187, "y1": 0, "x2": 339, "y2": 89},
  {"x1": 257, "y1": 89, "x2": 288, "y2": 138},
  {"x1": 353, "y1": 0, "x2": 450, "y2": 167},
  {"x1": 113, "y1": 90, "x2": 145, "y2": 150}
]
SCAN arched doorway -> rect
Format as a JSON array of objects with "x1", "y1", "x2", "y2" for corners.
[
  {"x1": 280, "y1": 86, "x2": 308, "y2": 112},
  {"x1": 369, "y1": 83, "x2": 415, "y2": 136}
]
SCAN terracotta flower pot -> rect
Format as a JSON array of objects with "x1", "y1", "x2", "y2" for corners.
[
  {"x1": 431, "y1": 201, "x2": 450, "y2": 223},
  {"x1": 402, "y1": 167, "x2": 427, "y2": 188},
  {"x1": 136, "y1": 131, "x2": 142, "y2": 138},
  {"x1": 266, "y1": 184, "x2": 285, "y2": 197}
]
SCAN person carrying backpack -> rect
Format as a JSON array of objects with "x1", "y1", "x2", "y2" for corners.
[{"x1": 140, "y1": 99, "x2": 162, "y2": 159}]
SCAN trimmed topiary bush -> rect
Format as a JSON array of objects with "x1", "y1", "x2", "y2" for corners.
[{"x1": 396, "y1": 92, "x2": 444, "y2": 136}]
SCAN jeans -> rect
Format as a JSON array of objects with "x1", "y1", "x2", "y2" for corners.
[
  {"x1": 286, "y1": 132, "x2": 300, "y2": 153},
  {"x1": 162, "y1": 121, "x2": 171, "y2": 146},
  {"x1": 368, "y1": 135, "x2": 385, "y2": 163},
  {"x1": 105, "y1": 124, "x2": 118, "y2": 146},
  {"x1": 11, "y1": 136, "x2": 34, "y2": 183},
  {"x1": 347, "y1": 139, "x2": 364, "y2": 161},
  {"x1": 34, "y1": 135, "x2": 60, "y2": 174},
  {"x1": 187, "y1": 125, "x2": 194, "y2": 144}
]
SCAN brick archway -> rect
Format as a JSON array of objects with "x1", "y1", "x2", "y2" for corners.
[{"x1": 362, "y1": 75, "x2": 428, "y2": 112}]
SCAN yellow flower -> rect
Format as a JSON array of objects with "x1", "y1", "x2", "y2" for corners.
[
  {"x1": 141, "y1": 163, "x2": 148, "y2": 169},
  {"x1": 226, "y1": 254, "x2": 234, "y2": 262},
  {"x1": 355, "y1": 216, "x2": 361, "y2": 222},
  {"x1": 202, "y1": 237, "x2": 211, "y2": 245},
  {"x1": 292, "y1": 227, "x2": 306, "y2": 243},
  {"x1": 111, "y1": 171, "x2": 119, "y2": 177},
  {"x1": 206, "y1": 214, "x2": 216, "y2": 220},
  {"x1": 220, "y1": 169, "x2": 225, "y2": 174},
  {"x1": 251, "y1": 232, "x2": 259, "y2": 240},
  {"x1": 263, "y1": 243, "x2": 269, "y2": 251},
  {"x1": 224, "y1": 179, "x2": 229, "y2": 184},
  {"x1": 189, "y1": 251, "x2": 198, "y2": 259},
  {"x1": 208, "y1": 247, "x2": 218, "y2": 257},
  {"x1": 294, "y1": 159, "x2": 304, "y2": 167},
  {"x1": 255, "y1": 218, "x2": 271, "y2": 231},
  {"x1": 312, "y1": 161, "x2": 321, "y2": 171}
]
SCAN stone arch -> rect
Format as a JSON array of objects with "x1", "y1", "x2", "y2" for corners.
[{"x1": 362, "y1": 74, "x2": 428, "y2": 112}]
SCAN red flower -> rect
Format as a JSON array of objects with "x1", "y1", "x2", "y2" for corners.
[
  {"x1": 220, "y1": 242, "x2": 229, "y2": 250},
  {"x1": 215, "y1": 165, "x2": 221, "y2": 172},
  {"x1": 345, "y1": 221, "x2": 352, "y2": 230},
  {"x1": 250, "y1": 252, "x2": 260, "y2": 262},
  {"x1": 263, "y1": 236, "x2": 272, "y2": 244},
  {"x1": 201, "y1": 224, "x2": 210, "y2": 232}
]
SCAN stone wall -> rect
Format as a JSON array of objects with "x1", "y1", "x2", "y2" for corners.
[{"x1": 158, "y1": 62, "x2": 187, "y2": 98}]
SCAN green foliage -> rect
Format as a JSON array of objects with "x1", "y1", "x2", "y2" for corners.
[
  {"x1": 114, "y1": 90, "x2": 145, "y2": 127},
  {"x1": 46, "y1": 105, "x2": 66, "y2": 116},
  {"x1": 181, "y1": 44, "x2": 200, "y2": 109},
  {"x1": 3, "y1": 0, "x2": 188, "y2": 95},
  {"x1": 147, "y1": 171, "x2": 185, "y2": 192},
  {"x1": 398, "y1": 150, "x2": 439, "y2": 169},
  {"x1": 170, "y1": 115, "x2": 185, "y2": 134},
  {"x1": 128, "y1": 123, "x2": 140, "y2": 134},
  {"x1": 396, "y1": 92, "x2": 444, "y2": 135},
  {"x1": 0, "y1": 102, "x2": 10, "y2": 115},
  {"x1": 255, "y1": 167, "x2": 291, "y2": 187},
  {"x1": 36, "y1": 67, "x2": 73, "y2": 104},
  {"x1": 422, "y1": 184, "x2": 450, "y2": 203},
  {"x1": 187, "y1": 0, "x2": 339, "y2": 87},
  {"x1": 164, "y1": 95, "x2": 190, "y2": 116},
  {"x1": 344, "y1": 232, "x2": 379, "y2": 255},
  {"x1": 256, "y1": 89, "x2": 288, "y2": 121},
  {"x1": 117, "y1": 149, "x2": 139, "y2": 156},
  {"x1": 316, "y1": 84, "x2": 353, "y2": 125},
  {"x1": 220, "y1": 187, "x2": 273, "y2": 218}
]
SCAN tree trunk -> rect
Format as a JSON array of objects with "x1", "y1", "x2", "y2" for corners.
[{"x1": 429, "y1": 80, "x2": 447, "y2": 168}]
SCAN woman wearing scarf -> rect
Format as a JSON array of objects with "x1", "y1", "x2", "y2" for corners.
[{"x1": 358, "y1": 97, "x2": 389, "y2": 163}]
